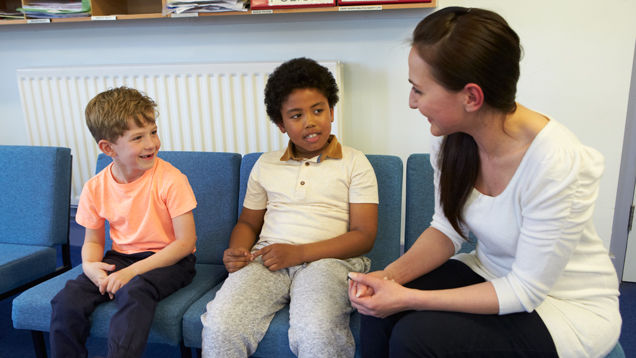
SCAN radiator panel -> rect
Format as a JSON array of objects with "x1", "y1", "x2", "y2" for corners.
[{"x1": 17, "y1": 61, "x2": 343, "y2": 204}]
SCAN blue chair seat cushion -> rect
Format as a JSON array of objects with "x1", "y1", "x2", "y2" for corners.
[
  {"x1": 13, "y1": 263, "x2": 227, "y2": 346},
  {"x1": 0, "y1": 243, "x2": 56, "y2": 294},
  {"x1": 182, "y1": 281, "x2": 362, "y2": 358}
]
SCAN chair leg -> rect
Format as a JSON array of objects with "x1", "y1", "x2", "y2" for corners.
[
  {"x1": 180, "y1": 340, "x2": 192, "y2": 358},
  {"x1": 61, "y1": 242, "x2": 72, "y2": 269},
  {"x1": 31, "y1": 330, "x2": 48, "y2": 358}
]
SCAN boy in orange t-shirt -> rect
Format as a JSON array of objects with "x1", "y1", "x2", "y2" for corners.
[{"x1": 49, "y1": 87, "x2": 198, "y2": 358}]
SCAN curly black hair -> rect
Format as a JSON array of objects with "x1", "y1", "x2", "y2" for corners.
[{"x1": 264, "y1": 57, "x2": 339, "y2": 126}]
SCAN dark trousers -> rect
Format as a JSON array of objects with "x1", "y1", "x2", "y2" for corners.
[
  {"x1": 50, "y1": 250, "x2": 196, "y2": 358},
  {"x1": 360, "y1": 259, "x2": 558, "y2": 358}
]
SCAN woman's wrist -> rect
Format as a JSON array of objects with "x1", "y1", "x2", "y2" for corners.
[
  {"x1": 382, "y1": 266, "x2": 399, "y2": 283},
  {"x1": 404, "y1": 287, "x2": 427, "y2": 311}
]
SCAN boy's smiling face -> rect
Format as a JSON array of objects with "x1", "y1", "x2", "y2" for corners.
[
  {"x1": 99, "y1": 115, "x2": 161, "y2": 184},
  {"x1": 277, "y1": 88, "x2": 334, "y2": 159}
]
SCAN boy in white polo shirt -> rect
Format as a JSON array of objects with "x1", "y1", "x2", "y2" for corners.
[{"x1": 201, "y1": 57, "x2": 379, "y2": 358}]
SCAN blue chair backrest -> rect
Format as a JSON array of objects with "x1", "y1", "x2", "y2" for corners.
[
  {"x1": 95, "y1": 151, "x2": 241, "y2": 265},
  {"x1": 404, "y1": 153, "x2": 476, "y2": 253},
  {"x1": 237, "y1": 153, "x2": 402, "y2": 272},
  {"x1": 404, "y1": 154, "x2": 435, "y2": 252},
  {"x1": 0, "y1": 146, "x2": 71, "y2": 247},
  {"x1": 367, "y1": 155, "x2": 403, "y2": 270},
  {"x1": 238, "y1": 153, "x2": 262, "y2": 217}
]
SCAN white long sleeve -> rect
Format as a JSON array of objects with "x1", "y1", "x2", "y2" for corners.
[{"x1": 429, "y1": 119, "x2": 621, "y2": 358}]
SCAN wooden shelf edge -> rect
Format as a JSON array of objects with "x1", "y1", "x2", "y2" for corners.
[
  {"x1": 0, "y1": 18, "x2": 27, "y2": 25},
  {"x1": 378, "y1": 2, "x2": 436, "y2": 10},
  {"x1": 49, "y1": 17, "x2": 94, "y2": 23},
  {"x1": 115, "y1": 13, "x2": 166, "y2": 20}
]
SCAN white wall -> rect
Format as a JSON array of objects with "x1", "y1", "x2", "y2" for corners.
[{"x1": 1, "y1": 0, "x2": 635, "y2": 249}]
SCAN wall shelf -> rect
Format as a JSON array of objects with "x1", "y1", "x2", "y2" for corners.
[{"x1": 0, "y1": 0, "x2": 436, "y2": 26}]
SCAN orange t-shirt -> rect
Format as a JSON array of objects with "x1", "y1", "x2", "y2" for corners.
[{"x1": 76, "y1": 158, "x2": 197, "y2": 254}]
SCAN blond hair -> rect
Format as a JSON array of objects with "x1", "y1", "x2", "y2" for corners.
[{"x1": 85, "y1": 87, "x2": 158, "y2": 143}]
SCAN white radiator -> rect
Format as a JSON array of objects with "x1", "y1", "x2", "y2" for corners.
[{"x1": 16, "y1": 61, "x2": 344, "y2": 204}]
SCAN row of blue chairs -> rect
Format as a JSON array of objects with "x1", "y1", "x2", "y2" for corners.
[
  {"x1": 4, "y1": 147, "x2": 624, "y2": 357},
  {"x1": 10, "y1": 150, "x2": 400, "y2": 358}
]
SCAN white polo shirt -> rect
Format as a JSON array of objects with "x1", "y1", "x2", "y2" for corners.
[{"x1": 243, "y1": 135, "x2": 378, "y2": 246}]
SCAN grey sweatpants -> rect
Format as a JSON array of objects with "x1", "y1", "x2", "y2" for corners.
[{"x1": 201, "y1": 253, "x2": 370, "y2": 358}]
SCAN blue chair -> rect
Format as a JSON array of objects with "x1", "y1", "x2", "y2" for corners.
[
  {"x1": 404, "y1": 153, "x2": 624, "y2": 358},
  {"x1": 0, "y1": 146, "x2": 72, "y2": 302},
  {"x1": 182, "y1": 153, "x2": 403, "y2": 358},
  {"x1": 12, "y1": 151, "x2": 241, "y2": 358},
  {"x1": 405, "y1": 153, "x2": 475, "y2": 254}
]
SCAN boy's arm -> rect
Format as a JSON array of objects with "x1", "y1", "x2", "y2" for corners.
[
  {"x1": 223, "y1": 207, "x2": 266, "y2": 273},
  {"x1": 82, "y1": 226, "x2": 115, "y2": 291},
  {"x1": 254, "y1": 203, "x2": 378, "y2": 271},
  {"x1": 100, "y1": 211, "x2": 197, "y2": 297}
]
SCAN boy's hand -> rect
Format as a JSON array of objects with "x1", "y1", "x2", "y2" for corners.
[
  {"x1": 99, "y1": 267, "x2": 137, "y2": 299},
  {"x1": 223, "y1": 247, "x2": 253, "y2": 273},
  {"x1": 252, "y1": 244, "x2": 302, "y2": 271},
  {"x1": 83, "y1": 261, "x2": 115, "y2": 290}
]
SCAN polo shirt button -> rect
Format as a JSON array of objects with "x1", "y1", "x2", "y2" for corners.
[
  {"x1": 305, "y1": 162, "x2": 310, "y2": 166},
  {"x1": 300, "y1": 181, "x2": 305, "y2": 185}
]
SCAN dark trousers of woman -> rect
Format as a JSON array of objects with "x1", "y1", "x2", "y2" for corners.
[
  {"x1": 49, "y1": 250, "x2": 197, "y2": 358},
  {"x1": 360, "y1": 259, "x2": 559, "y2": 358}
]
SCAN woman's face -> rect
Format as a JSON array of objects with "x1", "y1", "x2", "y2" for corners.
[{"x1": 408, "y1": 47, "x2": 466, "y2": 137}]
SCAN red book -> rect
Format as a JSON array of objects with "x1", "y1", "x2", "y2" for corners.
[{"x1": 338, "y1": 0, "x2": 430, "y2": 5}]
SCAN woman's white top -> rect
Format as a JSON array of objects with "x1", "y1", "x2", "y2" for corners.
[{"x1": 430, "y1": 119, "x2": 621, "y2": 358}]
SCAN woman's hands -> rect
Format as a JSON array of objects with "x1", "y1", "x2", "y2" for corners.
[
  {"x1": 348, "y1": 271, "x2": 412, "y2": 318},
  {"x1": 349, "y1": 270, "x2": 392, "y2": 298}
]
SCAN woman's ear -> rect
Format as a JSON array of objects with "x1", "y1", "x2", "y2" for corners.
[
  {"x1": 463, "y1": 83, "x2": 484, "y2": 112},
  {"x1": 98, "y1": 140, "x2": 117, "y2": 157}
]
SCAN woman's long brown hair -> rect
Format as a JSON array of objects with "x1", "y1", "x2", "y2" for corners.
[{"x1": 412, "y1": 7, "x2": 521, "y2": 238}]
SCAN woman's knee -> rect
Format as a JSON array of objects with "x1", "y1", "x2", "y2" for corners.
[
  {"x1": 388, "y1": 311, "x2": 464, "y2": 357},
  {"x1": 389, "y1": 328, "x2": 432, "y2": 358}
]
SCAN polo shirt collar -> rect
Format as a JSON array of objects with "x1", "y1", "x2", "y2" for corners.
[{"x1": 280, "y1": 134, "x2": 342, "y2": 162}]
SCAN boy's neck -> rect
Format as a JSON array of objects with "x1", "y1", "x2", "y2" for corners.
[{"x1": 110, "y1": 161, "x2": 150, "y2": 184}]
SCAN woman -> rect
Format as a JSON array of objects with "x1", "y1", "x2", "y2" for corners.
[{"x1": 348, "y1": 7, "x2": 621, "y2": 358}]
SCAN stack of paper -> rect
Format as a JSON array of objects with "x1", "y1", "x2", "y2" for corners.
[
  {"x1": 18, "y1": 0, "x2": 90, "y2": 18},
  {"x1": 166, "y1": 0, "x2": 248, "y2": 14},
  {"x1": 0, "y1": 10, "x2": 23, "y2": 19}
]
